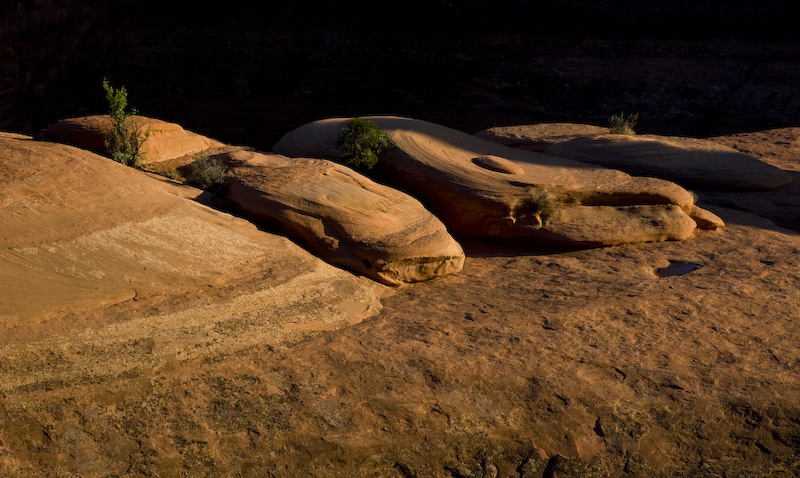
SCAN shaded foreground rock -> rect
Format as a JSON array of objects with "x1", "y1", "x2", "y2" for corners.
[
  {"x1": 478, "y1": 124, "x2": 791, "y2": 191},
  {"x1": 37, "y1": 115, "x2": 221, "y2": 163},
  {"x1": 217, "y1": 149, "x2": 465, "y2": 286},
  {"x1": 275, "y1": 116, "x2": 707, "y2": 247},
  {"x1": 0, "y1": 131, "x2": 387, "y2": 348}
]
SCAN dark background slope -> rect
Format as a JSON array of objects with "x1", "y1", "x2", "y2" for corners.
[{"x1": 2, "y1": 0, "x2": 800, "y2": 150}]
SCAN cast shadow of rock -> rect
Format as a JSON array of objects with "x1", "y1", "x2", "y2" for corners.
[{"x1": 696, "y1": 169, "x2": 800, "y2": 235}]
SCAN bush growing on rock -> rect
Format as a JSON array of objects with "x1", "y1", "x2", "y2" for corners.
[
  {"x1": 522, "y1": 189, "x2": 560, "y2": 223},
  {"x1": 102, "y1": 78, "x2": 150, "y2": 168},
  {"x1": 336, "y1": 117, "x2": 391, "y2": 171},
  {"x1": 609, "y1": 112, "x2": 639, "y2": 135},
  {"x1": 186, "y1": 152, "x2": 227, "y2": 190}
]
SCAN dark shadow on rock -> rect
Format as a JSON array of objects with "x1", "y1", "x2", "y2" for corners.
[{"x1": 695, "y1": 169, "x2": 800, "y2": 234}]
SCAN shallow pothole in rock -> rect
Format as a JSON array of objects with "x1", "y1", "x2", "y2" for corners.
[{"x1": 655, "y1": 260, "x2": 703, "y2": 277}]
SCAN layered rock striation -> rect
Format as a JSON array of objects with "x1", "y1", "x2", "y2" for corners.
[
  {"x1": 217, "y1": 148, "x2": 465, "y2": 286},
  {"x1": 275, "y1": 116, "x2": 721, "y2": 247}
]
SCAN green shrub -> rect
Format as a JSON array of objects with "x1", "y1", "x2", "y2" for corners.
[
  {"x1": 102, "y1": 78, "x2": 150, "y2": 168},
  {"x1": 336, "y1": 117, "x2": 391, "y2": 171},
  {"x1": 165, "y1": 168, "x2": 183, "y2": 181},
  {"x1": 186, "y1": 152, "x2": 227, "y2": 190},
  {"x1": 525, "y1": 189, "x2": 560, "y2": 222},
  {"x1": 609, "y1": 112, "x2": 639, "y2": 135}
]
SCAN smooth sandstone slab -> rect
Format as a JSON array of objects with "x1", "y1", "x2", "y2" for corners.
[
  {"x1": 478, "y1": 124, "x2": 791, "y2": 191},
  {"x1": 274, "y1": 116, "x2": 704, "y2": 246},
  {"x1": 218, "y1": 149, "x2": 465, "y2": 286},
  {"x1": 0, "y1": 133, "x2": 387, "y2": 346},
  {"x1": 38, "y1": 115, "x2": 221, "y2": 162},
  {"x1": 476, "y1": 123, "x2": 608, "y2": 151}
]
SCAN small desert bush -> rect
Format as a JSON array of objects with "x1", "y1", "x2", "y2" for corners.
[
  {"x1": 609, "y1": 112, "x2": 639, "y2": 135},
  {"x1": 521, "y1": 189, "x2": 560, "y2": 223},
  {"x1": 165, "y1": 168, "x2": 183, "y2": 181},
  {"x1": 336, "y1": 117, "x2": 391, "y2": 171},
  {"x1": 102, "y1": 78, "x2": 149, "y2": 168},
  {"x1": 186, "y1": 152, "x2": 227, "y2": 190}
]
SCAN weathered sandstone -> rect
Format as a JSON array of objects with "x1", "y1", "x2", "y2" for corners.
[
  {"x1": 274, "y1": 116, "x2": 706, "y2": 246},
  {"x1": 0, "y1": 132, "x2": 387, "y2": 346},
  {"x1": 477, "y1": 124, "x2": 791, "y2": 191},
  {"x1": 217, "y1": 149, "x2": 465, "y2": 286},
  {"x1": 38, "y1": 115, "x2": 221, "y2": 163}
]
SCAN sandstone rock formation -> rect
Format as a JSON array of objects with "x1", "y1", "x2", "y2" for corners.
[
  {"x1": 3, "y1": 126, "x2": 800, "y2": 477},
  {"x1": 0, "y1": 131, "x2": 387, "y2": 347},
  {"x1": 216, "y1": 148, "x2": 465, "y2": 286},
  {"x1": 274, "y1": 116, "x2": 715, "y2": 247},
  {"x1": 476, "y1": 123, "x2": 608, "y2": 151},
  {"x1": 701, "y1": 127, "x2": 800, "y2": 231},
  {"x1": 38, "y1": 115, "x2": 221, "y2": 163},
  {"x1": 478, "y1": 124, "x2": 791, "y2": 191}
]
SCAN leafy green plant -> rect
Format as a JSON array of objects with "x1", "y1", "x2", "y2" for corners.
[
  {"x1": 609, "y1": 112, "x2": 639, "y2": 135},
  {"x1": 186, "y1": 152, "x2": 227, "y2": 190},
  {"x1": 102, "y1": 78, "x2": 150, "y2": 168},
  {"x1": 336, "y1": 117, "x2": 391, "y2": 171}
]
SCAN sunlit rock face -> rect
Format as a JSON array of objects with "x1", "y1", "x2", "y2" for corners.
[
  {"x1": 218, "y1": 148, "x2": 465, "y2": 286},
  {"x1": 274, "y1": 116, "x2": 708, "y2": 247},
  {"x1": 478, "y1": 124, "x2": 792, "y2": 192}
]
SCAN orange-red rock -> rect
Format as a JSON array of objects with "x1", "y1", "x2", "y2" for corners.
[
  {"x1": 275, "y1": 116, "x2": 700, "y2": 246},
  {"x1": 39, "y1": 115, "x2": 221, "y2": 163},
  {"x1": 219, "y1": 149, "x2": 465, "y2": 286}
]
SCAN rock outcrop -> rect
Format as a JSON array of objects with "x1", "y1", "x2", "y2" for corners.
[
  {"x1": 217, "y1": 149, "x2": 465, "y2": 286},
  {"x1": 38, "y1": 115, "x2": 221, "y2": 163},
  {"x1": 0, "y1": 132, "x2": 387, "y2": 345},
  {"x1": 275, "y1": 116, "x2": 713, "y2": 247},
  {"x1": 478, "y1": 124, "x2": 791, "y2": 191},
  {"x1": 476, "y1": 123, "x2": 609, "y2": 152}
]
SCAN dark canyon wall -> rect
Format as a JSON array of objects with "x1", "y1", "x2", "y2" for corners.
[{"x1": 3, "y1": 0, "x2": 800, "y2": 150}]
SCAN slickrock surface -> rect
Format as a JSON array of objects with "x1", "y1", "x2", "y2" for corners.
[
  {"x1": 1, "y1": 204, "x2": 797, "y2": 477},
  {"x1": 0, "y1": 132, "x2": 387, "y2": 392},
  {"x1": 274, "y1": 116, "x2": 704, "y2": 246},
  {"x1": 218, "y1": 148, "x2": 464, "y2": 285},
  {"x1": 38, "y1": 115, "x2": 222, "y2": 163},
  {"x1": 701, "y1": 126, "x2": 800, "y2": 231},
  {"x1": 478, "y1": 124, "x2": 791, "y2": 191},
  {"x1": 2, "y1": 124, "x2": 800, "y2": 477},
  {"x1": 476, "y1": 123, "x2": 609, "y2": 151}
]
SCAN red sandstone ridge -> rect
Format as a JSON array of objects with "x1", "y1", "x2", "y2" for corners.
[{"x1": 275, "y1": 116, "x2": 722, "y2": 246}]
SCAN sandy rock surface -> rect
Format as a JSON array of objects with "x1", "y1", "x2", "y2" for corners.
[
  {"x1": 476, "y1": 123, "x2": 609, "y2": 151},
  {"x1": 477, "y1": 124, "x2": 791, "y2": 191},
  {"x1": 217, "y1": 148, "x2": 464, "y2": 285},
  {"x1": 0, "y1": 132, "x2": 388, "y2": 398},
  {"x1": 274, "y1": 116, "x2": 703, "y2": 246},
  {"x1": 38, "y1": 115, "x2": 222, "y2": 163},
  {"x1": 1, "y1": 206, "x2": 797, "y2": 477},
  {"x1": 2, "y1": 124, "x2": 800, "y2": 477}
]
